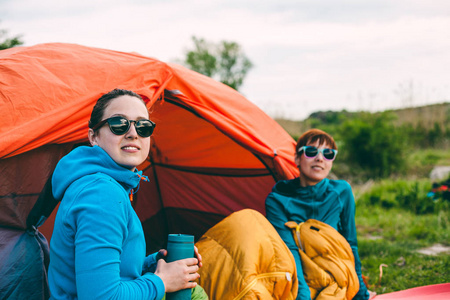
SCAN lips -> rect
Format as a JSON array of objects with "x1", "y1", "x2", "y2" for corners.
[{"x1": 122, "y1": 144, "x2": 140, "y2": 151}]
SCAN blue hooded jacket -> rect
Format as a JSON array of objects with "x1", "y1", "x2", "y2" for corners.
[
  {"x1": 48, "y1": 146, "x2": 165, "y2": 300},
  {"x1": 265, "y1": 178, "x2": 369, "y2": 300}
]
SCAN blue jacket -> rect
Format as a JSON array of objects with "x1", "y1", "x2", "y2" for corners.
[
  {"x1": 48, "y1": 146, "x2": 165, "y2": 300},
  {"x1": 265, "y1": 178, "x2": 369, "y2": 300}
]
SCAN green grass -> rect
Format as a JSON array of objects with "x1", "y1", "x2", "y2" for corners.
[
  {"x1": 341, "y1": 147, "x2": 450, "y2": 294},
  {"x1": 355, "y1": 204, "x2": 449, "y2": 295},
  {"x1": 345, "y1": 148, "x2": 450, "y2": 295},
  {"x1": 354, "y1": 178, "x2": 449, "y2": 215},
  {"x1": 405, "y1": 148, "x2": 450, "y2": 178}
]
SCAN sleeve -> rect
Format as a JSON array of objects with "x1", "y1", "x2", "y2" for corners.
[
  {"x1": 70, "y1": 179, "x2": 165, "y2": 300},
  {"x1": 143, "y1": 252, "x2": 160, "y2": 274},
  {"x1": 265, "y1": 192, "x2": 311, "y2": 300},
  {"x1": 338, "y1": 183, "x2": 369, "y2": 300}
]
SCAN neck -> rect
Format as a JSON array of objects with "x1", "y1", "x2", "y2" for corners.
[{"x1": 299, "y1": 176, "x2": 322, "y2": 187}]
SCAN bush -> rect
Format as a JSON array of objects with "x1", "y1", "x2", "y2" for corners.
[
  {"x1": 357, "y1": 179, "x2": 448, "y2": 215},
  {"x1": 338, "y1": 112, "x2": 407, "y2": 179}
]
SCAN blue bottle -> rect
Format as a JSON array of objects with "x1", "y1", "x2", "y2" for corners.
[{"x1": 166, "y1": 234, "x2": 195, "y2": 300}]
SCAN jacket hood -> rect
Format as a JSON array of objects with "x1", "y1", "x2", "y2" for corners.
[
  {"x1": 272, "y1": 177, "x2": 330, "y2": 197},
  {"x1": 52, "y1": 145, "x2": 145, "y2": 201}
]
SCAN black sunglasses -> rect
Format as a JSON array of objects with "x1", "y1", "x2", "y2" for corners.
[
  {"x1": 91, "y1": 116, "x2": 156, "y2": 138},
  {"x1": 298, "y1": 146, "x2": 338, "y2": 161}
]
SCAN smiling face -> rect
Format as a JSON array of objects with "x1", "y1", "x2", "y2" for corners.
[
  {"x1": 88, "y1": 95, "x2": 150, "y2": 170},
  {"x1": 295, "y1": 140, "x2": 334, "y2": 187}
]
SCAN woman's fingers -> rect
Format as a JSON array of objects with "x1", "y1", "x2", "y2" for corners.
[
  {"x1": 185, "y1": 281, "x2": 198, "y2": 289},
  {"x1": 194, "y1": 246, "x2": 201, "y2": 260},
  {"x1": 182, "y1": 257, "x2": 199, "y2": 266},
  {"x1": 187, "y1": 264, "x2": 199, "y2": 274},
  {"x1": 156, "y1": 249, "x2": 167, "y2": 260},
  {"x1": 194, "y1": 246, "x2": 203, "y2": 268},
  {"x1": 154, "y1": 257, "x2": 201, "y2": 293}
]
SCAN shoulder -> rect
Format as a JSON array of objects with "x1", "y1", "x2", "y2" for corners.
[
  {"x1": 64, "y1": 173, "x2": 130, "y2": 214},
  {"x1": 71, "y1": 172, "x2": 126, "y2": 195},
  {"x1": 266, "y1": 178, "x2": 298, "y2": 209},
  {"x1": 327, "y1": 179, "x2": 352, "y2": 192},
  {"x1": 271, "y1": 178, "x2": 300, "y2": 194},
  {"x1": 327, "y1": 179, "x2": 355, "y2": 207}
]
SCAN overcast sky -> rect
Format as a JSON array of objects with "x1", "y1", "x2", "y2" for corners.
[{"x1": 1, "y1": 0, "x2": 449, "y2": 120}]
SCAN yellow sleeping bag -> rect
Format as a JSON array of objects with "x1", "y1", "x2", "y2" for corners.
[
  {"x1": 195, "y1": 209, "x2": 298, "y2": 299},
  {"x1": 285, "y1": 219, "x2": 359, "y2": 300}
]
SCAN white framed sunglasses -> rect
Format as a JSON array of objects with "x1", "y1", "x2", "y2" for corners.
[{"x1": 298, "y1": 146, "x2": 338, "y2": 161}]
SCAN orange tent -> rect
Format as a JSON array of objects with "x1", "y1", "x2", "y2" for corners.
[{"x1": 0, "y1": 43, "x2": 298, "y2": 253}]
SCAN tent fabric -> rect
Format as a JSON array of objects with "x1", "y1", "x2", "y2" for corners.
[
  {"x1": 373, "y1": 283, "x2": 450, "y2": 300},
  {"x1": 0, "y1": 227, "x2": 50, "y2": 300},
  {"x1": 0, "y1": 42, "x2": 298, "y2": 252},
  {"x1": 0, "y1": 42, "x2": 298, "y2": 300},
  {"x1": 0, "y1": 144, "x2": 72, "y2": 230},
  {"x1": 0, "y1": 43, "x2": 172, "y2": 159}
]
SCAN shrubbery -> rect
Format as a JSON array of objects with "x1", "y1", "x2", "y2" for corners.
[
  {"x1": 296, "y1": 107, "x2": 449, "y2": 180},
  {"x1": 356, "y1": 178, "x2": 449, "y2": 214},
  {"x1": 337, "y1": 112, "x2": 407, "y2": 179}
]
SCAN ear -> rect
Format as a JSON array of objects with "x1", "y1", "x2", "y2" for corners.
[
  {"x1": 88, "y1": 129, "x2": 98, "y2": 146},
  {"x1": 295, "y1": 154, "x2": 300, "y2": 167}
]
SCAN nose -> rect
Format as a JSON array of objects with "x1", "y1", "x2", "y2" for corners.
[
  {"x1": 315, "y1": 152, "x2": 324, "y2": 161},
  {"x1": 125, "y1": 121, "x2": 138, "y2": 139}
]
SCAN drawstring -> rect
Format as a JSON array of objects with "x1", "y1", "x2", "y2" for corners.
[
  {"x1": 137, "y1": 173, "x2": 149, "y2": 182},
  {"x1": 130, "y1": 173, "x2": 149, "y2": 203},
  {"x1": 296, "y1": 223, "x2": 305, "y2": 252}
]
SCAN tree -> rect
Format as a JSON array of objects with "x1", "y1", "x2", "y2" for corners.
[
  {"x1": 0, "y1": 25, "x2": 23, "y2": 50},
  {"x1": 183, "y1": 36, "x2": 253, "y2": 91},
  {"x1": 185, "y1": 37, "x2": 217, "y2": 77}
]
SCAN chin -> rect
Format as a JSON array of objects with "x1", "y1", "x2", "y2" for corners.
[
  {"x1": 309, "y1": 176, "x2": 326, "y2": 184},
  {"x1": 118, "y1": 156, "x2": 146, "y2": 169},
  {"x1": 118, "y1": 160, "x2": 139, "y2": 170},
  {"x1": 121, "y1": 165, "x2": 136, "y2": 170}
]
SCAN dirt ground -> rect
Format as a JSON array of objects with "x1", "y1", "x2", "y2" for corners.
[{"x1": 416, "y1": 243, "x2": 450, "y2": 255}]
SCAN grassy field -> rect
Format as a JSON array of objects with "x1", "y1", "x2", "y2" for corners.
[
  {"x1": 405, "y1": 148, "x2": 450, "y2": 178},
  {"x1": 355, "y1": 191, "x2": 449, "y2": 295},
  {"x1": 347, "y1": 147, "x2": 449, "y2": 295}
]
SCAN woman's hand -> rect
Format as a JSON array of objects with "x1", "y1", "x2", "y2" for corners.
[
  {"x1": 153, "y1": 245, "x2": 202, "y2": 292},
  {"x1": 194, "y1": 246, "x2": 203, "y2": 268},
  {"x1": 154, "y1": 257, "x2": 200, "y2": 293},
  {"x1": 155, "y1": 246, "x2": 202, "y2": 268}
]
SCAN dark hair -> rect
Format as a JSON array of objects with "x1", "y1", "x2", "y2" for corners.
[
  {"x1": 295, "y1": 128, "x2": 337, "y2": 155},
  {"x1": 88, "y1": 89, "x2": 145, "y2": 129}
]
